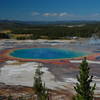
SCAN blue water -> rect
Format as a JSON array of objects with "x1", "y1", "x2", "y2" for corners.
[{"x1": 10, "y1": 48, "x2": 87, "y2": 59}]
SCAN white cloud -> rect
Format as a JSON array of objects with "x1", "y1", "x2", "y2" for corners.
[
  {"x1": 59, "y1": 12, "x2": 70, "y2": 17},
  {"x1": 32, "y1": 12, "x2": 40, "y2": 16},
  {"x1": 43, "y1": 12, "x2": 72, "y2": 17},
  {"x1": 43, "y1": 13, "x2": 58, "y2": 17},
  {"x1": 31, "y1": 11, "x2": 100, "y2": 20},
  {"x1": 42, "y1": 13, "x2": 51, "y2": 16}
]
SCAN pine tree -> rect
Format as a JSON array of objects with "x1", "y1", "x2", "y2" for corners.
[
  {"x1": 74, "y1": 57, "x2": 96, "y2": 100},
  {"x1": 18, "y1": 96, "x2": 24, "y2": 100},
  {"x1": 8, "y1": 95, "x2": 13, "y2": 100},
  {"x1": 33, "y1": 65, "x2": 48, "y2": 100}
]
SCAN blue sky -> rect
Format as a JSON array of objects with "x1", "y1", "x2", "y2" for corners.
[{"x1": 0, "y1": 0, "x2": 100, "y2": 21}]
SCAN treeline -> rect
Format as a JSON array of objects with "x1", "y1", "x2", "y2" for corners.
[
  {"x1": 11, "y1": 24, "x2": 100, "y2": 39},
  {"x1": 0, "y1": 22, "x2": 100, "y2": 39},
  {"x1": 0, "y1": 33, "x2": 10, "y2": 39}
]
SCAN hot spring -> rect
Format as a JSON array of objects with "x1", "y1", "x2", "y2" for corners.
[{"x1": 10, "y1": 48, "x2": 88, "y2": 59}]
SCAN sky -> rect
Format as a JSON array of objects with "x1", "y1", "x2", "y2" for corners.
[{"x1": 0, "y1": 0, "x2": 100, "y2": 21}]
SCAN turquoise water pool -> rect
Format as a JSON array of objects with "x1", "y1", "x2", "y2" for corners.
[{"x1": 10, "y1": 48, "x2": 87, "y2": 59}]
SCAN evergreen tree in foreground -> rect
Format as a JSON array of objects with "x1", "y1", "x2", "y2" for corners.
[
  {"x1": 74, "y1": 57, "x2": 96, "y2": 100},
  {"x1": 33, "y1": 65, "x2": 48, "y2": 100},
  {"x1": 8, "y1": 95, "x2": 13, "y2": 100}
]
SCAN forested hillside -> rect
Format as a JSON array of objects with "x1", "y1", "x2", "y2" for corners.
[{"x1": 0, "y1": 20, "x2": 100, "y2": 39}]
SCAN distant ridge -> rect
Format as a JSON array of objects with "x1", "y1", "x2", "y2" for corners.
[{"x1": 0, "y1": 20, "x2": 100, "y2": 25}]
